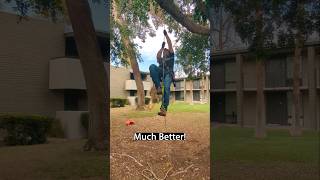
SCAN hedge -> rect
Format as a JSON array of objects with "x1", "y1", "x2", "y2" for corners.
[
  {"x1": 47, "y1": 118, "x2": 64, "y2": 138},
  {"x1": 111, "y1": 98, "x2": 128, "y2": 108},
  {"x1": 0, "y1": 114, "x2": 52, "y2": 145},
  {"x1": 135, "y1": 97, "x2": 151, "y2": 105}
]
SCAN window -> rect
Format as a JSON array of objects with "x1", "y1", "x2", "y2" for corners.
[
  {"x1": 65, "y1": 37, "x2": 79, "y2": 57},
  {"x1": 193, "y1": 80, "x2": 200, "y2": 89},
  {"x1": 129, "y1": 90, "x2": 136, "y2": 96},
  {"x1": 130, "y1": 72, "x2": 147, "y2": 81},
  {"x1": 64, "y1": 90, "x2": 79, "y2": 111},
  {"x1": 65, "y1": 36, "x2": 109, "y2": 62},
  {"x1": 175, "y1": 91, "x2": 184, "y2": 101},
  {"x1": 175, "y1": 81, "x2": 183, "y2": 90},
  {"x1": 193, "y1": 90, "x2": 200, "y2": 101}
]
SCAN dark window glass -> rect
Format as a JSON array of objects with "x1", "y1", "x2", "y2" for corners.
[
  {"x1": 129, "y1": 90, "x2": 136, "y2": 96},
  {"x1": 64, "y1": 90, "x2": 79, "y2": 111}
]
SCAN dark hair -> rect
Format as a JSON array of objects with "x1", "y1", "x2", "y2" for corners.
[{"x1": 163, "y1": 49, "x2": 170, "y2": 58}]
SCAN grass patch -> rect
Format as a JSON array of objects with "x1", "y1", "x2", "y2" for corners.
[
  {"x1": 212, "y1": 126, "x2": 319, "y2": 164},
  {"x1": 122, "y1": 102, "x2": 209, "y2": 119},
  {"x1": 0, "y1": 139, "x2": 107, "y2": 179}
]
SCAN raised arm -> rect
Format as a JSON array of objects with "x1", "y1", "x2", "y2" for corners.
[{"x1": 164, "y1": 30, "x2": 173, "y2": 53}]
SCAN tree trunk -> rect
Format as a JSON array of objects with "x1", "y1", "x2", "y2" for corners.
[
  {"x1": 255, "y1": 59, "x2": 266, "y2": 138},
  {"x1": 112, "y1": 1, "x2": 145, "y2": 110},
  {"x1": 66, "y1": 0, "x2": 109, "y2": 151},
  {"x1": 291, "y1": 41, "x2": 302, "y2": 136},
  {"x1": 123, "y1": 38, "x2": 146, "y2": 110}
]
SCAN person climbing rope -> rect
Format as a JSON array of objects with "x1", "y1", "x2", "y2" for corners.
[{"x1": 149, "y1": 29, "x2": 175, "y2": 116}]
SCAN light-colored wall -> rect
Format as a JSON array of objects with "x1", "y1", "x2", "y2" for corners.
[
  {"x1": 49, "y1": 58, "x2": 86, "y2": 90},
  {"x1": 56, "y1": 111, "x2": 87, "y2": 139},
  {"x1": 110, "y1": 66, "x2": 129, "y2": 98},
  {"x1": 174, "y1": 77, "x2": 210, "y2": 103},
  {"x1": 0, "y1": 12, "x2": 65, "y2": 117},
  {"x1": 185, "y1": 80, "x2": 193, "y2": 90}
]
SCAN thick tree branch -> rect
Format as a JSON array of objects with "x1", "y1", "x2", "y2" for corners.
[{"x1": 155, "y1": 0, "x2": 210, "y2": 35}]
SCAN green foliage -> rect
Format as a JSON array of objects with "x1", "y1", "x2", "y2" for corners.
[
  {"x1": 47, "y1": 118, "x2": 64, "y2": 138},
  {"x1": 111, "y1": 0, "x2": 153, "y2": 66},
  {"x1": 176, "y1": 31, "x2": 210, "y2": 78},
  {"x1": 0, "y1": 114, "x2": 52, "y2": 145},
  {"x1": 224, "y1": 0, "x2": 277, "y2": 59},
  {"x1": 4, "y1": 0, "x2": 64, "y2": 21},
  {"x1": 110, "y1": 98, "x2": 128, "y2": 108},
  {"x1": 135, "y1": 96, "x2": 151, "y2": 105},
  {"x1": 274, "y1": 0, "x2": 318, "y2": 48},
  {"x1": 80, "y1": 112, "x2": 89, "y2": 133}
]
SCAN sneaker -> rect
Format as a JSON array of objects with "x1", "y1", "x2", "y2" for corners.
[
  {"x1": 157, "y1": 86, "x2": 162, "y2": 95},
  {"x1": 158, "y1": 107, "x2": 167, "y2": 116}
]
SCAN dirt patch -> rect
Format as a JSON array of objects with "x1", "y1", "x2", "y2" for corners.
[{"x1": 111, "y1": 108, "x2": 210, "y2": 179}]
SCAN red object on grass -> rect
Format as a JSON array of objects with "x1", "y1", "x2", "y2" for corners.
[{"x1": 125, "y1": 119, "x2": 135, "y2": 126}]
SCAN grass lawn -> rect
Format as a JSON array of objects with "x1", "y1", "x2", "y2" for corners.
[
  {"x1": 212, "y1": 126, "x2": 319, "y2": 180},
  {"x1": 114, "y1": 101, "x2": 209, "y2": 119},
  {"x1": 0, "y1": 139, "x2": 107, "y2": 180}
]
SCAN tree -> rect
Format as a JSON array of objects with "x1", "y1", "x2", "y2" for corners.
[
  {"x1": 174, "y1": 1, "x2": 235, "y2": 78},
  {"x1": 65, "y1": 0, "x2": 109, "y2": 150},
  {"x1": 111, "y1": 0, "x2": 147, "y2": 110},
  {"x1": 176, "y1": 31, "x2": 210, "y2": 78},
  {"x1": 275, "y1": 0, "x2": 317, "y2": 136},
  {"x1": 4, "y1": 0, "x2": 109, "y2": 151},
  {"x1": 155, "y1": 0, "x2": 277, "y2": 138},
  {"x1": 223, "y1": 0, "x2": 280, "y2": 138}
]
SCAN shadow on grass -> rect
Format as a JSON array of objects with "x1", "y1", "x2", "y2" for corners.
[
  {"x1": 0, "y1": 138, "x2": 107, "y2": 179},
  {"x1": 211, "y1": 126, "x2": 319, "y2": 180}
]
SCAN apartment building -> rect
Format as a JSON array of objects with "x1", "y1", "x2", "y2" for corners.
[
  {"x1": 172, "y1": 76, "x2": 210, "y2": 103},
  {"x1": 0, "y1": 10, "x2": 108, "y2": 116},
  {"x1": 0, "y1": 10, "x2": 109, "y2": 138},
  {"x1": 210, "y1": 43, "x2": 320, "y2": 130},
  {"x1": 110, "y1": 66, "x2": 152, "y2": 105}
]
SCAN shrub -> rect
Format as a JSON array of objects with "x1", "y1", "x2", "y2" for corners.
[
  {"x1": 80, "y1": 112, "x2": 89, "y2": 134},
  {"x1": 135, "y1": 97, "x2": 151, "y2": 105},
  {"x1": 110, "y1": 98, "x2": 127, "y2": 108},
  {"x1": 48, "y1": 118, "x2": 64, "y2": 138},
  {"x1": 0, "y1": 114, "x2": 52, "y2": 145}
]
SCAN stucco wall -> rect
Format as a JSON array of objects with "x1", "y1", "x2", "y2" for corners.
[
  {"x1": 110, "y1": 66, "x2": 129, "y2": 98},
  {"x1": 0, "y1": 12, "x2": 65, "y2": 117}
]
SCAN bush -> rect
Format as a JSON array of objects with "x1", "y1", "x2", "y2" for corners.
[
  {"x1": 80, "y1": 112, "x2": 89, "y2": 134},
  {"x1": 110, "y1": 98, "x2": 127, "y2": 108},
  {"x1": 135, "y1": 97, "x2": 151, "y2": 105},
  {"x1": 47, "y1": 118, "x2": 64, "y2": 138},
  {"x1": 0, "y1": 114, "x2": 52, "y2": 145}
]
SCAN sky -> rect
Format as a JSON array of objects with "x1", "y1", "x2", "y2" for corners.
[
  {"x1": 131, "y1": 15, "x2": 184, "y2": 73},
  {"x1": 133, "y1": 26, "x2": 178, "y2": 72}
]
